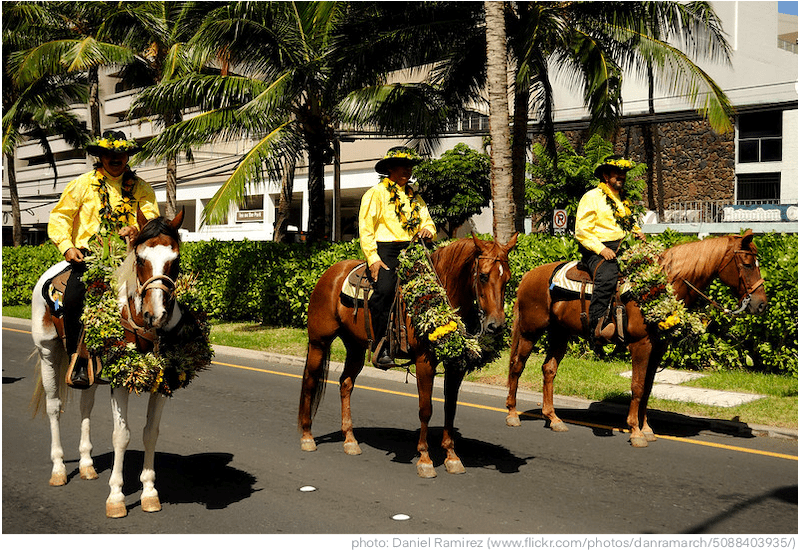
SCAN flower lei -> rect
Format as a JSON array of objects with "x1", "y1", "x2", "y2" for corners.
[
  {"x1": 384, "y1": 178, "x2": 422, "y2": 235},
  {"x1": 619, "y1": 240, "x2": 707, "y2": 339},
  {"x1": 80, "y1": 184, "x2": 213, "y2": 395},
  {"x1": 94, "y1": 169, "x2": 137, "y2": 237},
  {"x1": 598, "y1": 181, "x2": 638, "y2": 234},
  {"x1": 87, "y1": 136, "x2": 139, "y2": 153},
  {"x1": 396, "y1": 242, "x2": 502, "y2": 372}
]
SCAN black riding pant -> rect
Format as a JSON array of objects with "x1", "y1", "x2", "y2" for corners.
[
  {"x1": 368, "y1": 241, "x2": 409, "y2": 348},
  {"x1": 62, "y1": 260, "x2": 87, "y2": 355},
  {"x1": 579, "y1": 239, "x2": 621, "y2": 325}
]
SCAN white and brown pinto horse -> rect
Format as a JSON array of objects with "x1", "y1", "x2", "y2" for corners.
[
  {"x1": 504, "y1": 231, "x2": 767, "y2": 447},
  {"x1": 31, "y1": 209, "x2": 184, "y2": 518}
]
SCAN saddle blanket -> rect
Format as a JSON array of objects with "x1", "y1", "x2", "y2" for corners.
[
  {"x1": 340, "y1": 262, "x2": 373, "y2": 304},
  {"x1": 549, "y1": 261, "x2": 630, "y2": 297}
]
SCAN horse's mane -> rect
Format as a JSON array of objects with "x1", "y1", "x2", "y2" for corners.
[
  {"x1": 659, "y1": 236, "x2": 733, "y2": 284},
  {"x1": 134, "y1": 216, "x2": 181, "y2": 249},
  {"x1": 430, "y1": 239, "x2": 478, "y2": 280}
]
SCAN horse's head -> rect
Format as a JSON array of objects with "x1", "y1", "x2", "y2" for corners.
[
  {"x1": 470, "y1": 232, "x2": 518, "y2": 335},
  {"x1": 718, "y1": 230, "x2": 768, "y2": 316},
  {"x1": 132, "y1": 208, "x2": 184, "y2": 328}
]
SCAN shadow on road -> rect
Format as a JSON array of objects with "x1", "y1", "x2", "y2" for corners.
[
  {"x1": 84, "y1": 450, "x2": 258, "y2": 510},
  {"x1": 514, "y1": 403, "x2": 759, "y2": 440},
  {"x1": 313, "y1": 426, "x2": 533, "y2": 473}
]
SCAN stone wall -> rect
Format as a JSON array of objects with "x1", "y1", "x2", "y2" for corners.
[{"x1": 533, "y1": 118, "x2": 736, "y2": 208}]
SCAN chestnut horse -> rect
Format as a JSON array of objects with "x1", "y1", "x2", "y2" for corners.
[
  {"x1": 504, "y1": 231, "x2": 767, "y2": 447},
  {"x1": 298, "y1": 234, "x2": 518, "y2": 477},
  {"x1": 31, "y1": 209, "x2": 185, "y2": 517}
]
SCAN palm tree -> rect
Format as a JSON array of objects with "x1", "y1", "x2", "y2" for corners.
[
  {"x1": 3, "y1": 1, "x2": 91, "y2": 246},
  {"x1": 135, "y1": 1, "x2": 465, "y2": 242},
  {"x1": 484, "y1": 1, "x2": 515, "y2": 243}
]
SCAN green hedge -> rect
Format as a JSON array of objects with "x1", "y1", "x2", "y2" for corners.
[{"x1": 4, "y1": 232, "x2": 797, "y2": 375}]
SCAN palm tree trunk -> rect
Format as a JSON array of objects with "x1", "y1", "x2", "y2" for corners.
[
  {"x1": 163, "y1": 110, "x2": 179, "y2": 219},
  {"x1": 306, "y1": 146, "x2": 326, "y2": 243},
  {"x1": 88, "y1": 67, "x2": 101, "y2": 136},
  {"x1": 484, "y1": 0, "x2": 515, "y2": 244},
  {"x1": 6, "y1": 153, "x2": 23, "y2": 246},
  {"x1": 511, "y1": 74, "x2": 529, "y2": 234},
  {"x1": 647, "y1": 64, "x2": 665, "y2": 220},
  {"x1": 274, "y1": 158, "x2": 296, "y2": 243}
]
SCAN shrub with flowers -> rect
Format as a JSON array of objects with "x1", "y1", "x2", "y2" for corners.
[
  {"x1": 619, "y1": 240, "x2": 706, "y2": 339},
  {"x1": 397, "y1": 242, "x2": 504, "y2": 372}
]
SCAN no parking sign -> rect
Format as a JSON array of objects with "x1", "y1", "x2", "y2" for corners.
[{"x1": 553, "y1": 209, "x2": 568, "y2": 234}]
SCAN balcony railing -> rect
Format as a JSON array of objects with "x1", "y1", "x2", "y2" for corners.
[{"x1": 653, "y1": 199, "x2": 798, "y2": 224}]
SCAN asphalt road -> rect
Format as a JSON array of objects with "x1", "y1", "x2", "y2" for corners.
[{"x1": 3, "y1": 319, "x2": 798, "y2": 543}]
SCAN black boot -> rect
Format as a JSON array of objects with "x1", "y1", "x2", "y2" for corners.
[
  {"x1": 371, "y1": 338, "x2": 396, "y2": 369},
  {"x1": 66, "y1": 353, "x2": 91, "y2": 389}
]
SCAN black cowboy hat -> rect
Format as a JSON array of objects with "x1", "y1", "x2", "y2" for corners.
[
  {"x1": 375, "y1": 146, "x2": 423, "y2": 176},
  {"x1": 85, "y1": 130, "x2": 142, "y2": 156},
  {"x1": 593, "y1": 155, "x2": 635, "y2": 180}
]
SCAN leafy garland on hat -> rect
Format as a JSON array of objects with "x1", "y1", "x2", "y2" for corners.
[
  {"x1": 396, "y1": 241, "x2": 503, "y2": 372},
  {"x1": 618, "y1": 240, "x2": 707, "y2": 339},
  {"x1": 87, "y1": 135, "x2": 139, "y2": 153},
  {"x1": 81, "y1": 179, "x2": 213, "y2": 395}
]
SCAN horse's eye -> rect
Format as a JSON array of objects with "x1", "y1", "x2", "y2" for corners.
[{"x1": 480, "y1": 272, "x2": 489, "y2": 284}]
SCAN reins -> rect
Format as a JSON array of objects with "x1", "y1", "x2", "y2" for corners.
[
  {"x1": 121, "y1": 269, "x2": 179, "y2": 349},
  {"x1": 679, "y1": 249, "x2": 764, "y2": 316}
]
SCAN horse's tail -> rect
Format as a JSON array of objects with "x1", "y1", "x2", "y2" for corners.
[{"x1": 29, "y1": 349, "x2": 69, "y2": 419}]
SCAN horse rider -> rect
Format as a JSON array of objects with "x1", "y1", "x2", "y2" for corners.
[
  {"x1": 575, "y1": 155, "x2": 645, "y2": 343},
  {"x1": 48, "y1": 130, "x2": 159, "y2": 386},
  {"x1": 358, "y1": 146, "x2": 437, "y2": 368}
]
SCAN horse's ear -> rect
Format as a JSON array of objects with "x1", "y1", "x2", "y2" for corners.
[
  {"x1": 741, "y1": 229, "x2": 755, "y2": 250},
  {"x1": 169, "y1": 207, "x2": 185, "y2": 230},
  {"x1": 504, "y1": 232, "x2": 519, "y2": 251},
  {"x1": 471, "y1": 232, "x2": 485, "y2": 252},
  {"x1": 137, "y1": 207, "x2": 148, "y2": 230}
]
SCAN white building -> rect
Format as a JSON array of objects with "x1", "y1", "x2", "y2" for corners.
[{"x1": 3, "y1": 1, "x2": 797, "y2": 244}]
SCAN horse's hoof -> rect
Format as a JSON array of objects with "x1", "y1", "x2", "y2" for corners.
[
  {"x1": 49, "y1": 472, "x2": 67, "y2": 487},
  {"x1": 106, "y1": 501, "x2": 127, "y2": 519},
  {"x1": 644, "y1": 431, "x2": 658, "y2": 442},
  {"x1": 630, "y1": 436, "x2": 649, "y2": 448},
  {"x1": 80, "y1": 466, "x2": 99, "y2": 480},
  {"x1": 343, "y1": 441, "x2": 362, "y2": 455},
  {"x1": 300, "y1": 438, "x2": 317, "y2": 452},
  {"x1": 141, "y1": 496, "x2": 162, "y2": 513},
  {"x1": 549, "y1": 420, "x2": 569, "y2": 433},
  {"x1": 444, "y1": 459, "x2": 466, "y2": 475},
  {"x1": 416, "y1": 461, "x2": 437, "y2": 479},
  {"x1": 505, "y1": 414, "x2": 521, "y2": 427}
]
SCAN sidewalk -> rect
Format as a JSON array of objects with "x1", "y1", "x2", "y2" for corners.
[{"x1": 213, "y1": 344, "x2": 798, "y2": 441}]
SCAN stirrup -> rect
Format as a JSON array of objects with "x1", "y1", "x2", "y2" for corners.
[
  {"x1": 66, "y1": 353, "x2": 94, "y2": 389},
  {"x1": 593, "y1": 320, "x2": 616, "y2": 344},
  {"x1": 370, "y1": 338, "x2": 397, "y2": 370}
]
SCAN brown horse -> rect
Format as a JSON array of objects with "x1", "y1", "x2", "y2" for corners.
[
  {"x1": 504, "y1": 230, "x2": 767, "y2": 447},
  {"x1": 298, "y1": 234, "x2": 518, "y2": 477}
]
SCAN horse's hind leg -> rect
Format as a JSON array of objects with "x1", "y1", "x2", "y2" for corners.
[
  {"x1": 36, "y1": 338, "x2": 69, "y2": 486},
  {"x1": 541, "y1": 330, "x2": 569, "y2": 433},
  {"x1": 505, "y1": 329, "x2": 537, "y2": 427},
  {"x1": 339, "y1": 337, "x2": 366, "y2": 456},
  {"x1": 299, "y1": 340, "x2": 331, "y2": 452},
  {"x1": 106, "y1": 388, "x2": 131, "y2": 518},
  {"x1": 140, "y1": 393, "x2": 166, "y2": 513},
  {"x1": 78, "y1": 385, "x2": 99, "y2": 480}
]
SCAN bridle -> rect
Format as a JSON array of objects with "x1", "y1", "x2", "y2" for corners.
[
  {"x1": 471, "y1": 254, "x2": 508, "y2": 332},
  {"x1": 681, "y1": 248, "x2": 764, "y2": 316},
  {"x1": 122, "y1": 251, "x2": 179, "y2": 344}
]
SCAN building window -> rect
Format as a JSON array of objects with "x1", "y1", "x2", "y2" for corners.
[
  {"x1": 738, "y1": 111, "x2": 782, "y2": 163},
  {"x1": 736, "y1": 173, "x2": 781, "y2": 203}
]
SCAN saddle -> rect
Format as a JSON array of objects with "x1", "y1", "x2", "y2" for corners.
[
  {"x1": 42, "y1": 267, "x2": 104, "y2": 388},
  {"x1": 550, "y1": 261, "x2": 627, "y2": 344},
  {"x1": 340, "y1": 263, "x2": 410, "y2": 367}
]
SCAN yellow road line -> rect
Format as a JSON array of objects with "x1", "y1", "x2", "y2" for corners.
[
  {"x1": 211, "y1": 359, "x2": 798, "y2": 462},
  {"x1": 8, "y1": 325, "x2": 795, "y2": 462}
]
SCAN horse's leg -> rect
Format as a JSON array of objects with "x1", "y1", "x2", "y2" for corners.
[
  {"x1": 505, "y1": 329, "x2": 536, "y2": 427},
  {"x1": 415, "y1": 359, "x2": 437, "y2": 478},
  {"x1": 106, "y1": 388, "x2": 131, "y2": 518},
  {"x1": 78, "y1": 384, "x2": 99, "y2": 480},
  {"x1": 541, "y1": 330, "x2": 570, "y2": 433},
  {"x1": 38, "y1": 339, "x2": 68, "y2": 486},
  {"x1": 140, "y1": 393, "x2": 166, "y2": 513},
  {"x1": 299, "y1": 339, "x2": 330, "y2": 452},
  {"x1": 339, "y1": 337, "x2": 366, "y2": 456},
  {"x1": 627, "y1": 338, "x2": 653, "y2": 448},
  {"x1": 442, "y1": 368, "x2": 466, "y2": 474}
]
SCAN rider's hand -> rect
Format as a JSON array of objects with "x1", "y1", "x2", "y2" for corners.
[
  {"x1": 599, "y1": 247, "x2": 617, "y2": 261},
  {"x1": 64, "y1": 247, "x2": 84, "y2": 264},
  {"x1": 635, "y1": 231, "x2": 646, "y2": 242},
  {"x1": 417, "y1": 228, "x2": 434, "y2": 240},
  {"x1": 369, "y1": 260, "x2": 389, "y2": 281}
]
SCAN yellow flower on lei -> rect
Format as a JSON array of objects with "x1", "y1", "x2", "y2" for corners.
[
  {"x1": 658, "y1": 312, "x2": 681, "y2": 331},
  {"x1": 429, "y1": 320, "x2": 458, "y2": 342}
]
